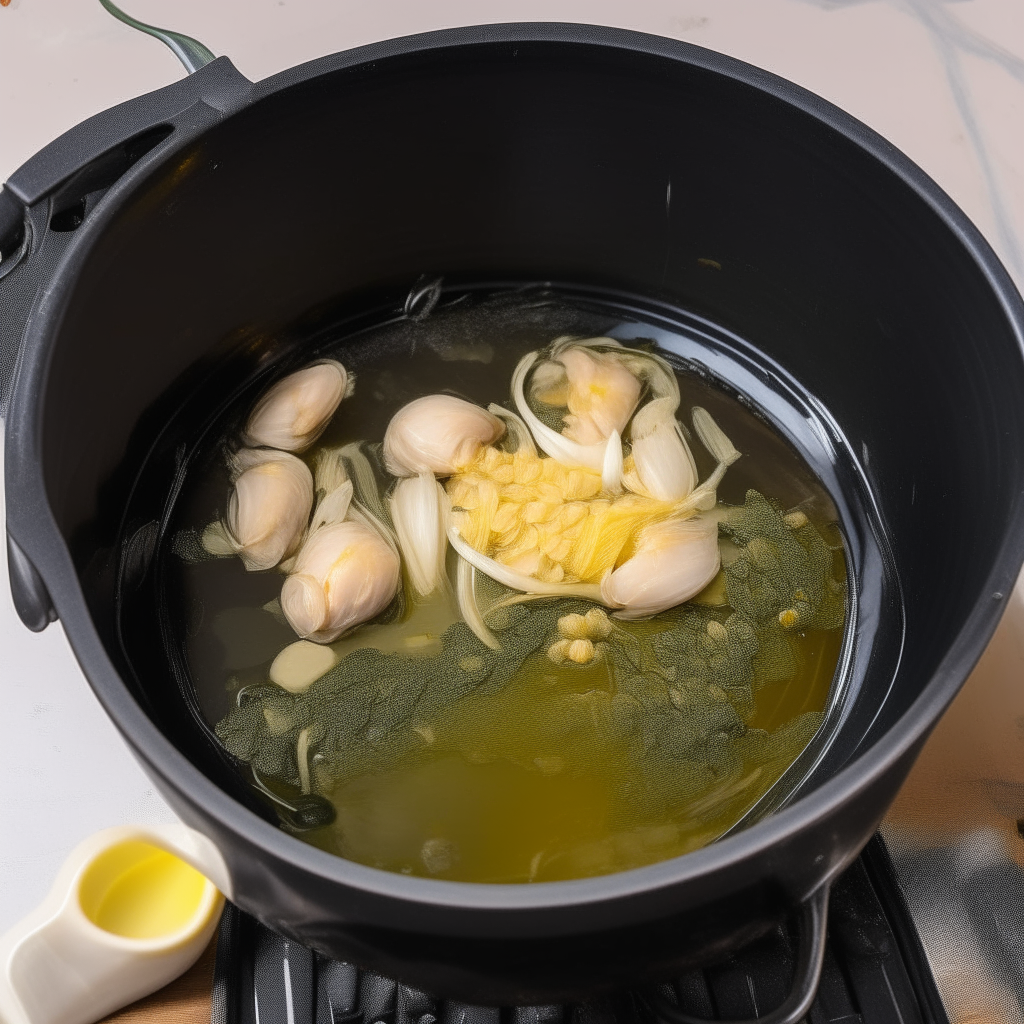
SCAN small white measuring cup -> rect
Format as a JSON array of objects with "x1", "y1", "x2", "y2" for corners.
[{"x1": 0, "y1": 824, "x2": 230, "y2": 1024}]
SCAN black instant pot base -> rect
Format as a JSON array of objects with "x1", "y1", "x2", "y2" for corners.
[{"x1": 210, "y1": 837, "x2": 948, "y2": 1024}]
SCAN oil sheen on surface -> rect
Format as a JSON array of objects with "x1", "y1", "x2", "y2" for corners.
[
  {"x1": 168, "y1": 292, "x2": 847, "y2": 884},
  {"x1": 79, "y1": 842, "x2": 208, "y2": 939}
]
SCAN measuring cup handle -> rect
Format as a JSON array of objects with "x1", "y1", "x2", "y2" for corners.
[{"x1": 0, "y1": 824, "x2": 229, "y2": 1024}]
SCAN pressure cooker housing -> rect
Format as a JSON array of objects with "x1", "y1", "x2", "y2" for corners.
[{"x1": 3, "y1": 24, "x2": 1024, "y2": 1008}]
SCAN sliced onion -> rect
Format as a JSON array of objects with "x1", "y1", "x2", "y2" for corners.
[
  {"x1": 666, "y1": 409, "x2": 742, "y2": 516},
  {"x1": 447, "y1": 524, "x2": 605, "y2": 602},
  {"x1": 338, "y1": 442, "x2": 390, "y2": 523},
  {"x1": 390, "y1": 472, "x2": 449, "y2": 598},
  {"x1": 456, "y1": 556, "x2": 501, "y2": 650},
  {"x1": 693, "y1": 407, "x2": 741, "y2": 466},
  {"x1": 624, "y1": 398, "x2": 697, "y2": 501},
  {"x1": 297, "y1": 727, "x2": 312, "y2": 794},
  {"x1": 488, "y1": 404, "x2": 537, "y2": 457},
  {"x1": 309, "y1": 479, "x2": 353, "y2": 536},
  {"x1": 601, "y1": 429, "x2": 624, "y2": 494},
  {"x1": 511, "y1": 351, "x2": 608, "y2": 472}
]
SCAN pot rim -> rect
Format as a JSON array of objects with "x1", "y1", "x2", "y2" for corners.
[{"x1": 7, "y1": 21, "x2": 1024, "y2": 917}]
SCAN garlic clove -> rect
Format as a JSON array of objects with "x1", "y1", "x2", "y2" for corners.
[
  {"x1": 600, "y1": 516, "x2": 721, "y2": 619},
  {"x1": 281, "y1": 573, "x2": 328, "y2": 635},
  {"x1": 555, "y1": 346, "x2": 641, "y2": 446},
  {"x1": 244, "y1": 360, "x2": 349, "y2": 452},
  {"x1": 390, "y1": 472, "x2": 449, "y2": 598},
  {"x1": 220, "y1": 449, "x2": 314, "y2": 571},
  {"x1": 624, "y1": 397, "x2": 698, "y2": 501},
  {"x1": 531, "y1": 358, "x2": 569, "y2": 406},
  {"x1": 270, "y1": 640, "x2": 338, "y2": 694},
  {"x1": 511, "y1": 352, "x2": 609, "y2": 472},
  {"x1": 281, "y1": 521, "x2": 400, "y2": 643},
  {"x1": 383, "y1": 395, "x2": 505, "y2": 477},
  {"x1": 513, "y1": 340, "x2": 666, "y2": 475}
]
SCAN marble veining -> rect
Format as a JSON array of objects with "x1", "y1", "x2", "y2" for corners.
[{"x1": 797, "y1": 0, "x2": 1023, "y2": 282}]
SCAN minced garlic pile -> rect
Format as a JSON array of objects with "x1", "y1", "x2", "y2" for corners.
[{"x1": 447, "y1": 446, "x2": 676, "y2": 585}]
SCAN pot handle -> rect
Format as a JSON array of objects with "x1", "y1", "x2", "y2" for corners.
[
  {"x1": 0, "y1": 54, "x2": 250, "y2": 260},
  {"x1": 642, "y1": 885, "x2": 830, "y2": 1024},
  {"x1": 0, "y1": 0, "x2": 248, "y2": 314},
  {"x1": 2, "y1": 0, "x2": 229, "y2": 217},
  {"x1": 0, "y1": 41, "x2": 251, "y2": 401},
  {"x1": 1, "y1": 5, "x2": 250, "y2": 630}
]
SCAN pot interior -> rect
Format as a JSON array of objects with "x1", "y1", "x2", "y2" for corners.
[{"x1": 29, "y1": 34, "x2": 1024, "y2": 886}]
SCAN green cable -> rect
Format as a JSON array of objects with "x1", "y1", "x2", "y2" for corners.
[{"x1": 98, "y1": 0, "x2": 215, "y2": 74}]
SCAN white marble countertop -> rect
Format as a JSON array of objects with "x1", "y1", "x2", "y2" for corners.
[{"x1": 1, "y1": 1, "x2": 1023, "y2": 1020}]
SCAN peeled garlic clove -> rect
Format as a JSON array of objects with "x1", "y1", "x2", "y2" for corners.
[
  {"x1": 281, "y1": 521, "x2": 400, "y2": 643},
  {"x1": 512, "y1": 352, "x2": 608, "y2": 472},
  {"x1": 244, "y1": 360, "x2": 349, "y2": 452},
  {"x1": 624, "y1": 397, "x2": 697, "y2": 501},
  {"x1": 601, "y1": 516, "x2": 720, "y2": 619},
  {"x1": 555, "y1": 345, "x2": 641, "y2": 446},
  {"x1": 270, "y1": 640, "x2": 338, "y2": 694},
  {"x1": 390, "y1": 472, "x2": 449, "y2": 597},
  {"x1": 383, "y1": 395, "x2": 505, "y2": 477},
  {"x1": 221, "y1": 449, "x2": 314, "y2": 571}
]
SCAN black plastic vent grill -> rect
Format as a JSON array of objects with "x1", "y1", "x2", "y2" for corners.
[{"x1": 211, "y1": 839, "x2": 947, "y2": 1024}]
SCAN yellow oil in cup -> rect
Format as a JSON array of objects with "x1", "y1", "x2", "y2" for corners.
[
  {"x1": 78, "y1": 841, "x2": 209, "y2": 940},
  {"x1": 0, "y1": 826, "x2": 225, "y2": 1024}
]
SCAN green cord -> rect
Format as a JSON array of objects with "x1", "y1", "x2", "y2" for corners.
[{"x1": 98, "y1": 0, "x2": 215, "y2": 74}]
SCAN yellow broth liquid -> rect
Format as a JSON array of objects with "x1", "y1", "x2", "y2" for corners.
[
  {"x1": 304, "y1": 619, "x2": 842, "y2": 882},
  {"x1": 172, "y1": 292, "x2": 847, "y2": 884}
]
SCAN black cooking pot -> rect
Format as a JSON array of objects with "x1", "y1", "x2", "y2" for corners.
[{"x1": 3, "y1": 22, "x2": 1024, "y2": 1020}]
